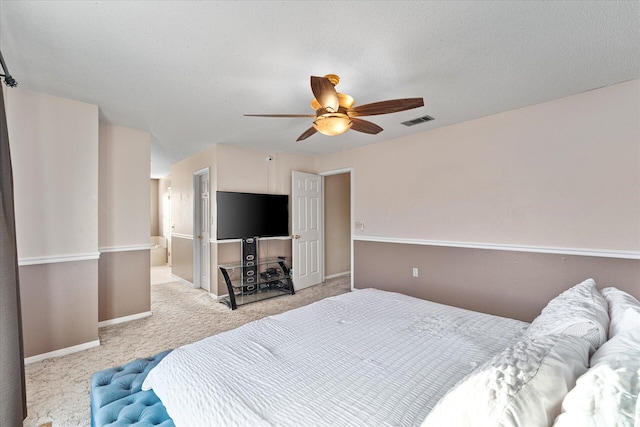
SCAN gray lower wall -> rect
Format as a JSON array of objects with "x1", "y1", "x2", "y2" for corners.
[
  {"x1": 354, "y1": 240, "x2": 640, "y2": 322},
  {"x1": 98, "y1": 250, "x2": 151, "y2": 322},
  {"x1": 19, "y1": 260, "x2": 99, "y2": 358}
]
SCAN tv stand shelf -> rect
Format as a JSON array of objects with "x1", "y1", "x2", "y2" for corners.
[{"x1": 218, "y1": 257, "x2": 294, "y2": 310}]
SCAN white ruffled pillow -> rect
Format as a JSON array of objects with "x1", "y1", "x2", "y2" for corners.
[
  {"x1": 525, "y1": 279, "x2": 609, "y2": 352},
  {"x1": 553, "y1": 316, "x2": 640, "y2": 427},
  {"x1": 600, "y1": 287, "x2": 640, "y2": 337},
  {"x1": 422, "y1": 334, "x2": 590, "y2": 427}
]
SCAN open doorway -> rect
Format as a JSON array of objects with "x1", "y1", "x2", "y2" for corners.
[
  {"x1": 152, "y1": 178, "x2": 173, "y2": 285},
  {"x1": 193, "y1": 168, "x2": 211, "y2": 292},
  {"x1": 321, "y1": 169, "x2": 352, "y2": 286},
  {"x1": 163, "y1": 186, "x2": 172, "y2": 266}
]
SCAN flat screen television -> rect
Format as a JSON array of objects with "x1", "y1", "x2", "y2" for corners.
[{"x1": 216, "y1": 191, "x2": 289, "y2": 240}]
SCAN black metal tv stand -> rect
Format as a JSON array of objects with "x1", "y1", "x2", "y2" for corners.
[{"x1": 218, "y1": 237, "x2": 294, "y2": 310}]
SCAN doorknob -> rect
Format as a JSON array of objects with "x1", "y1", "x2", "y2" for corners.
[
  {"x1": 293, "y1": 234, "x2": 300, "y2": 239},
  {"x1": 197, "y1": 235, "x2": 202, "y2": 239}
]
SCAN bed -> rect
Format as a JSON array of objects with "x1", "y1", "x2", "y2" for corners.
[{"x1": 91, "y1": 278, "x2": 640, "y2": 427}]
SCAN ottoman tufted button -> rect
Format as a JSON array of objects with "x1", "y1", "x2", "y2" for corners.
[{"x1": 91, "y1": 350, "x2": 175, "y2": 427}]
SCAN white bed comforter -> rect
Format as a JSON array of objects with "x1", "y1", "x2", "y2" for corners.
[{"x1": 142, "y1": 288, "x2": 528, "y2": 427}]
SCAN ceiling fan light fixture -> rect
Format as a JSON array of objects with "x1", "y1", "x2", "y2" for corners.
[
  {"x1": 313, "y1": 113, "x2": 352, "y2": 136},
  {"x1": 310, "y1": 93, "x2": 355, "y2": 111}
]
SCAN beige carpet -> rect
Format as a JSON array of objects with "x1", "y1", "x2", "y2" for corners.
[{"x1": 24, "y1": 276, "x2": 351, "y2": 427}]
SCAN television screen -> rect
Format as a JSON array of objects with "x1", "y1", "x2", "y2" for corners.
[{"x1": 216, "y1": 191, "x2": 289, "y2": 240}]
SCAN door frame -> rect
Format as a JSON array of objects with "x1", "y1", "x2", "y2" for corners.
[
  {"x1": 193, "y1": 167, "x2": 211, "y2": 292},
  {"x1": 318, "y1": 167, "x2": 354, "y2": 291}
]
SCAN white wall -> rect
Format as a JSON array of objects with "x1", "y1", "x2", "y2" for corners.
[
  {"x1": 5, "y1": 89, "x2": 154, "y2": 355},
  {"x1": 98, "y1": 123, "x2": 151, "y2": 322},
  {"x1": 5, "y1": 87, "x2": 100, "y2": 357},
  {"x1": 317, "y1": 79, "x2": 640, "y2": 253},
  {"x1": 6, "y1": 87, "x2": 99, "y2": 259},
  {"x1": 98, "y1": 123, "x2": 151, "y2": 248}
]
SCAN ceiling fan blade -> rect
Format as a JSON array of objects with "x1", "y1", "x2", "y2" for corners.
[
  {"x1": 347, "y1": 98, "x2": 424, "y2": 117},
  {"x1": 311, "y1": 76, "x2": 339, "y2": 112},
  {"x1": 296, "y1": 126, "x2": 317, "y2": 142},
  {"x1": 350, "y1": 118, "x2": 383, "y2": 135},
  {"x1": 244, "y1": 114, "x2": 316, "y2": 118}
]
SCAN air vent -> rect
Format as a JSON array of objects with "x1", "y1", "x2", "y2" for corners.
[{"x1": 401, "y1": 115, "x2": 434, "y2": 127}]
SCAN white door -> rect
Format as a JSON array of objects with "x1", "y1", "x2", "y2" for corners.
[
  {"x1": 292, "y1": 171, "x2": 323, "y2": 290},
  {"x1": 194, "y1": 169, "x2": 210, "y2": 292}
]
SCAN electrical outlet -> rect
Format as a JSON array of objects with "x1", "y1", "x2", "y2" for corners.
[{"x1": 412, "y1": 268, "x2": 419, "y2": 277}]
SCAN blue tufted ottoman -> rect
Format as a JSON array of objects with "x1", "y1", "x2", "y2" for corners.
[{"x1": 90, "y1": 350, "x2": 175, "y2": 427}]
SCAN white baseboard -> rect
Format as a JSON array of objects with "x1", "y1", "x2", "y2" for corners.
[
  {"x1": 98, "y1": 311, "x2": 153, "y2": 327},
  {"x1": 25, "y1": 340, "x2": 101, "y2": 364},
  {"x1": 325, "y1": 271, "x2": 351, "y2": 280},
  {"x1": 172, "y1": 274, "x2": 197, "y2": 288}
]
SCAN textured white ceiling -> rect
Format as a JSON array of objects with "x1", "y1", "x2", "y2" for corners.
[{"x1": 1, "y1": 1, "x2": 638, "y2": 178}]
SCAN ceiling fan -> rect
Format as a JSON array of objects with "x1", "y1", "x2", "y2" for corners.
[{"x1": 245, "y1": 74, "x2": 424, "y2": 142}]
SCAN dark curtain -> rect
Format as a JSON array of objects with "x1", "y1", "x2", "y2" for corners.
[{"x1": 0, "y1": 86, "x2": 27, "y2": 423}]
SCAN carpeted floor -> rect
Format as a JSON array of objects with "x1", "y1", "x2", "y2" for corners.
[{"x1": 24, "y1": 276, "x2": 351, "y2": 427}]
